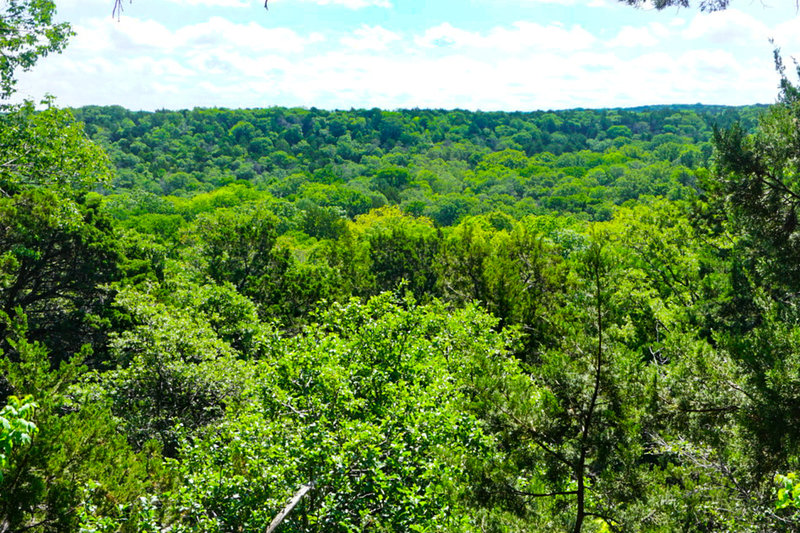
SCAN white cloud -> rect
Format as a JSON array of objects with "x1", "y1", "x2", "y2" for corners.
[
  {"x1": 112, "y1": 17, "x2": 178, "y2": 48},
  {"x1": 491, "y1": 22, "x2": 597, "y2": 52},
  {"x1": 413, "y1": 23, "x2": 479, "y2": 49},
  {"x1": 608, "y1": 26, "x2": 660, "y2": 47},
  {"x1": 165, "y1": 0, "x2": 250, "y2": 7},
  {"x1": 56, "y1": 0, "x2": 107, "y2": 8},
  {"x1": 414, "y1": 21, "x2": 596, "y2": 53},
  {"x1": 340, "y1": 25, "x2": 401, "y2": 51},
  {"x1": 649, "y1": 22, "x2": 670, "y2": 38},
  {"x1": 11, "y1": 6, "x2": 792, "y2": 112},
  {"x1": 13, "y1": 36, "x2": 780, "y2": 112},
  {"x1": 517, "y1": 0, "x2": 614, "y2": 6},
  {"x1": 289, "y1": 0, "x2": 392, "y2": 8},
  {"x1": 177, "y1": 17, "x2": 325, "y2": 53},
  {"x1": 682, "y1": 9, "x2": 770, "y2": 46},
  {"x1": 771, "y1": 15, "x2": 800, "y2": 58},
  {"x1": 519, "y1": 0, "x2": 580, "y2": 4},
  {"x1": 69, "y1": 16, "x2": 324, "y2": 55}
]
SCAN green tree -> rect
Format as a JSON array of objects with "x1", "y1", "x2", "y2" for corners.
[
  {"x1": 105, "y1": 283, "x2": 254, "y2": 455},
  {"x1": 0, "y1": 313, "x2": 162, "y2": 532},
  {"x1": 0, "y1": 394, "x2": 37, "y2": 483},
  {"x1": 0, "y1": 0, "x2": 72, "y2": 98},
  {"x1": 0, "y1": 100, "x2": 112, "y2": 197},
  {"x1": 129, "y1": 293, "x2": 506, "y2": 532},
  {"x1": 460, "y1": 239, "x2": 655, "y2": 532},
  {"x1": 182, "y1": 203, "x2": 292, "y2": 304},
  {"x1": 0, "y1": 190, "x2": 121, "y2": 362},
  {"x1": 349, "y1": 206, "x2": 442, "y2": 300},
  {"x1": 713, "y1": 53, "x2": 800, "y2": 296}
]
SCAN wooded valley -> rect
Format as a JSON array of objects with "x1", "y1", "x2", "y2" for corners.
[
  {"x1": 5, "y1": 2, "x2": 800, "y2": 530},
  {"x1": 3, "y1": 91, "x2": 800, "y2": 530}
]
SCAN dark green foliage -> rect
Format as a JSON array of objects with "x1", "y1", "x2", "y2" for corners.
[
  {"x1": 622, "y1": 0, "x2": 730, "y2": 10},
  {"x1": 184, "y1": 204, "x2": 288, "y2": 292},
  {"x1": 300, "y1": 205, "x2": 347, "y2": 240},
  {"x1": 714, "y1": 64, "x2": 800, "y2": 295},
  {"x1": 14, "y1": 4, "x2": 800, "y2": 530},
  {"x1": 437, "y1": 215, "x2": 573, "y2": 359},
  {"x1": 0, "y1": 189, "x2": 120, "y2": 363},
  {"x1": 457, "y1": 240, "x2": 656, "y2": 532},
  {"x1": 180, "y1": 204, "x2": 303, "y2": 322},
  {"x1": 354, "y1": 208, "x2": 442, "y2": 300},
  {"x1": 4, "y1": 97, "x2": 798, "y2": 531},
  {"x1": 0, "y1": 314, "x2": 165, "y2": 532},
  {"x1": 707, "y1": 67, "x2": 800, "y2": 520}
]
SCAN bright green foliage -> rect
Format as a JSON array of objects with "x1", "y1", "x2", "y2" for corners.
[
  {"x1": 1, "y1": 96, "x2": 793, "y2": 531},
  {"x1": 0, "y1": 0, "x2": 72, "y2": 99},
  {"x1": 118, "y1": 294, "x2": 507, "y2": 532},
  {"x1": 0, "y1": 394, "x2": 37, "y2": 482},
  {"x1": 0, "y1": 100, "x2": 111, "y2": 196},
  {"x1": 74, "y1": 104, "x2": 762, "y2": 226},
  {"x1": 349, "y1": 206, "x2": 442, "y2": 299},
  {"x1": 104, "y1": 276, "x2": 264, "y2": 455},
  {"x1": 776, "y1": 472, "x2": 800, "y2": 512},
  {"x1": 601, "y1": 200, "x2": 730, "y2": 345}
]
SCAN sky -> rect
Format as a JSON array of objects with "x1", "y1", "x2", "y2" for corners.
[{"x1": 12, "y1": 0, "x2": 800, "y2": 111}]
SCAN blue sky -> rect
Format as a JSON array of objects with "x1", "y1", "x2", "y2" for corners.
[{"x1": 13, "y1": 0, "x2": 800, "y2": 111}]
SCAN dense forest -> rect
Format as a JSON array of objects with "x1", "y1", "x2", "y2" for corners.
[
  {"x1": 7, "y1": 2, "x2": 800, "y2": 532},
  {"x1": 74, "y1": 103, "x2": 762, "y2": 224}
]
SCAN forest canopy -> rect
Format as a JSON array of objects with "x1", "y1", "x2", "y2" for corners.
[
  {"x1": 5, "y1": 0, "x2": 800, "y2": 531},
  {"x1": 7, "y1": 94, "x2": 800, "y2": 530}
]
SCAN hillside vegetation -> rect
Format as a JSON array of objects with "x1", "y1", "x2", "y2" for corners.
[{"x1": 5, "y1": 93, "x2": 800, "y2": 531}]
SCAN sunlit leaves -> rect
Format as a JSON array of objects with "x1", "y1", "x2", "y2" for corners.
[
  {"x1": 0, "y1": 395, "x2": 37, "y2": 483},
  {"x1": 0, "y1": 100, "x2": 111, "y2": 196},
  {"x1": 143, "y1": 294, "x2": 507, "y2": 532}
]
